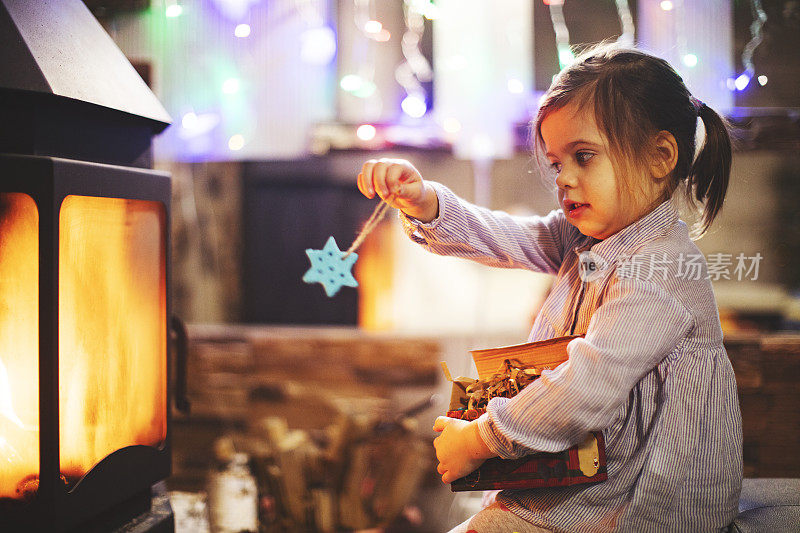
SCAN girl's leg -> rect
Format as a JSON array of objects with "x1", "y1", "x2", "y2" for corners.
[{"x1": 447, "y1": 501, "x2": 552, "y2": 533}]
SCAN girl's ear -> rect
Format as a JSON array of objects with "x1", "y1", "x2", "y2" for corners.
[{"x1": 650, "y1": 130, "x2": 679, "y2": 180}]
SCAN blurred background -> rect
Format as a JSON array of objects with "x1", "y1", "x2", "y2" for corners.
[{"x1": 82, "y1": 0, "x2": 800, "y2": 530}]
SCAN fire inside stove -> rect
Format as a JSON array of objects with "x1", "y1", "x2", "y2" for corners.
[{"x1": 0, "y1": 192, "x2": 167, "y2": 500}]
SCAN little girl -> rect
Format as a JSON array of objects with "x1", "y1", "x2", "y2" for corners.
[{"x1": 357, "y1": 44, "x2": 742, "y2": 532}]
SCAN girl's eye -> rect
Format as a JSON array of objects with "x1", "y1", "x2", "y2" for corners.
[
  {"x1": 576, "y1": 151, "x2": 595, "y2": 164},
  {"x1": 550, "y1": 161, "x2": 562, "y2": 174}
]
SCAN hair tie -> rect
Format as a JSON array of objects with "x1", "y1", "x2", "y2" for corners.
[{"x1": 690, "y1": 96, "x2": 705, "y2": 115}]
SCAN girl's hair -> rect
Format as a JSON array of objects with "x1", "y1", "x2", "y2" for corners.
[{"x1": 533, "y1": 43, "x2": 732, "y2": 238}]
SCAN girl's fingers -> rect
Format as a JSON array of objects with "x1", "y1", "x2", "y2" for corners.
[
  {"x1": 359, "y1": 158, "x2": 421, "y2": 204},
  {"x1": 360, "y1": 160, "x2": 377, "y2": 197},
  {"x1": 432, "y1": 416, "x2": 451, "y2": 432},
  {"x1": 372, "y1": 162, "x2": 391, "y2": 199},
  {"x1": 356, "y1": 173, "x2": 368, "y2": 198},
  {"x1": 385, "y1": 164, "x2": 408, "y2": 197}
]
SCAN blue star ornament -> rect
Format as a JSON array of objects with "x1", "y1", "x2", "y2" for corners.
[{"x1": 303, "y1": 236, "x2": 359, "y2": 297}]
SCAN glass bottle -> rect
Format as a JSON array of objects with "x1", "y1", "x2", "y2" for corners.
[{"x1": 207, "y1": 452, "x2": 259, "y2": 533}]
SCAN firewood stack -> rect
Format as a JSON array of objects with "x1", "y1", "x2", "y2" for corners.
[
  {"x1": 215, "y1": 402, "x2": 430, "y2": 532},
  {"x1": 170, "y1": 326, "x2": 443, "y2": 531}
]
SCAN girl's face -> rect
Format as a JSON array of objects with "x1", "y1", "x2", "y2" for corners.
[{"x1": 540, "y1": 101, "x2": 660, "y2": 240}]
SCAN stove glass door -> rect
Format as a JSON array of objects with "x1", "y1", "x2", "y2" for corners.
[
  {"x1": 0, "y1": 193, "x2": 40, "y2": 500},
  {"x1": 59, "y1": 195, "x2": 167, "y2": 488}
]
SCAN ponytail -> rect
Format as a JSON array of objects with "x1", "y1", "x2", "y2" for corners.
[{"x1": 685, "y1": 103, "x2": 732, "y2": 239}]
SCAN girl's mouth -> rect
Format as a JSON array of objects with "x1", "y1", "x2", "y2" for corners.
[{"x1": 565, "y1": 201, "x2": 589, "y2": 216}]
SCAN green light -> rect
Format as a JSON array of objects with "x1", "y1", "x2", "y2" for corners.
[
  {"x1": 339, "y1": 75, "x2": 376, "y2": 98},
  {"x1": 682, "y1": 54, "x2": 698, "y2": 68},
  {"x1": 558, "y1": 46, "x2": 574, "y2": 69},
  {"x1": 352, "y1": 81, "x2": 377, "y2": 99}
]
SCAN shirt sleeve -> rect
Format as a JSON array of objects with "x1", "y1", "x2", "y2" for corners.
[
  {"x1": 476, "y1": 276, "x2": 695, "y2": 458},
  {"x1": 399, "y1": 181, "x2": 578, "y2": 275}
]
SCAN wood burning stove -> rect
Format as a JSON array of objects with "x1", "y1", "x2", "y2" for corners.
[{"x1": 0, "y1": 1, "x2": 181, "y2": 530}]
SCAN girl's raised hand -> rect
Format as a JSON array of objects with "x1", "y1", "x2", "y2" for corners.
[{"x1": 357, "y1": 158, "x2": 438, "y2": 223}]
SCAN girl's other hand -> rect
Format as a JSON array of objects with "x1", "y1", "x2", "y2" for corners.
[
  {"x1": 358, "y1": 158, "x2": 438, "y2": 223},
  {"x1": 432, "y1": 416, "x2": 494, "y2": 484}
]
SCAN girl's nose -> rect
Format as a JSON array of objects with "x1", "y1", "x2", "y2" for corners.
[{"x1": 555, "y1": 167, "x2": 578, "y2": 189}]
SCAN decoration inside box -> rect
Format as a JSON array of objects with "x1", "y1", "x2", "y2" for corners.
[{"x1": 442, "y1": 335, "x2": 608, "y2": 492}]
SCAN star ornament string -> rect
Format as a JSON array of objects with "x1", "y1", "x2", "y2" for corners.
[{"x1": 303, "y1": 196, "x2": 394, "y2": 297}]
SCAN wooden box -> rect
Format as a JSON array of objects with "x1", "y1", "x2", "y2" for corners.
[{"x1": 443, "y1": 336, "x2": 608, "y2": 492}]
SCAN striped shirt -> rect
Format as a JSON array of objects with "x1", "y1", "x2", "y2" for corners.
[{"x1": 401, "y1": 182, "x2": 743, "y2": 532}]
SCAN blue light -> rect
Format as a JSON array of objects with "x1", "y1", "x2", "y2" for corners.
[
  {"x1": 300, "y1": 26, "x2": 337, "y2": 66},
  {"x1": 401, "y1": 95, "x2": 427, "y2": 118}
]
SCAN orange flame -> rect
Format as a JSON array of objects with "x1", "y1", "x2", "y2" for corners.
[
  {"x1": 58, "y1": 196, "x2": 167, "y2": 485},
  {"x1": 0, "y1": 193, "x2": 40, "y2": 500},
  {"x1": 0, "y1": 193, "x2": 167, "y2": 499}
]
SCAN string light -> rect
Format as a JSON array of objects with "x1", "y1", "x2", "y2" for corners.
[
  {"x1": 340, "y1": 74, "x2": 377, "y2": 98},
  {"x1": 234, "y1": 23, "x2": 251, "y2": 38},
  {"x1": 210, "y1": 0, "x2": 259, "y2": 20},
  {"x1": 682, "y1": 53, "x2": 698, "y2": 68},
  {"x1": 356, "y1": 124, "x2": 377, "y2": 140},
  {"x1": 660, "y1": 1, "x2": 674, "y2": 11},
  {"x1": 558, "y1": 47, "x2": 575, "y2": 68},
  {"x1": 361, "y1": 19, "x2": 390, "y2": 42},
  {"x1": 395, "y1": 0, "x2": 433, "y2": 118},
  {"x1": 734, "y1": 73, "x2": 751, "y2": 91},
  {"x1": 353, "y1": 82, "x2": 377, "y2": 98},
  {"x1": 165, "y1": 2, "x2": 183, "y2": 18},
  {"x1": 340, "y1": 74, "x2": 363, "y2": 92},
  {"x1": 300, "y1": 26, "x2": 337, "y2": 65},
  {"x1": 409, "y1": 0, "x2": 439, "y2": 20},
  {"x1": 401, "y1": 94, "x2": 427, "y2": 118},
  {"x1": 732, "y1": 0, "x2": 767, "y2": 92},
  {"x1": 757, "y1": 75, "x2": 768, "y2": 86},
  {"x1": 342, "y1": 0, "x2": 383, "y2": 115},
  {"x1": 673, "y1": 0, "x2": 690, "y2": 79},
  {"x1": 221, "y1": 78, "x2": 240, "y2": 94},
  {"x1": 181, "y1": 112, "x2": 198, "y2": 129},
  {"x1": 548, "y1": 1, "x2": 573, "y2": 69},
  {"x1": 178, "y1": 112, "x2": 220, "y2": 138},
  {"x1": 373, "y1": 29, "x2": 391, "y2": 42},
  {"x1": 293, "y1": 0, "x2": 337, "y2": 66},
  {"x1": 363, "y1": 20, "x2": 382, "y2": 34},
  {"x1": 507, "y1": 78, "x2": 524, "y2": 94},
  {"x1": 228, "y1": 134, "x2": 245, "y2": 151},
  {"x1": 615, "y1": 0, "x2": 635, "y2": 47}
]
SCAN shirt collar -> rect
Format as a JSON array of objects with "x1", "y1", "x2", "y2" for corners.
[{"x1": 573, "y1": 199, "x2": 679, "y2": 263}]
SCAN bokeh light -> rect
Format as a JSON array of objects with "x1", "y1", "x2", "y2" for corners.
[
  {"x1": 356, "y1": 124, "x2": 377, "y2": 141},
  {"x1": 234, "y1": 23, "x2": 251, "y2": 38}
]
